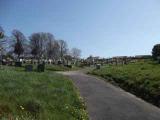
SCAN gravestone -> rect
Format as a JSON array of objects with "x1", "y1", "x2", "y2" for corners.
[
  {"x1": 25, "y1": 65, "x2": 33, "y2": 72},
  {"x1": 15, "y1": 62, "x2": 22, "y2": 67},
  {"x1": 96, "y1": 64, "x2": 101, "y2": 69},
  {"x1": 8, "y1": 61, "x2": 13, "y2": 66},
  {"x1": 57, "y1": 60, "x2": 62, "y2": 65},
  {"x1": 67, "y1": 65, "x2": 72, "y2": 68},
  {"x1": 64, "y1": 64, "x2": 72, "y2": 68},
  {"x1": 37, "y1": 64, "x2": 45, "y2": 72},
  {"x1": 2, "y1": 61, "x2": 7, "y2": 65},
  {"x1": 157, "y1": 56, "x2": 160, "y2": 64}
]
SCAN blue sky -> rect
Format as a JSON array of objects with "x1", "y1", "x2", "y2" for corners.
[{"x1": 1, "y1": 0, "x2": 160, "y2": 58}]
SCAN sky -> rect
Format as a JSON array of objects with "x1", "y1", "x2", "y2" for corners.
[{"x1": 1, "y1": 0, "x2": 160, "y2": 58}]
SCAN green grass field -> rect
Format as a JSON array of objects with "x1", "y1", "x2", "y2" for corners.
[
  {"x1": 0, "y1": 66, "x2": 88, "y2": 120},
  {"x1": 89, "y1": 60, "x2": 160, "y2": 107},
  {"x1": 45, "y1": 64, "x2": 79, "y2": 71}
]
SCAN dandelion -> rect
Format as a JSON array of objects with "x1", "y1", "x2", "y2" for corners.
[
  {"x1": 65, "y1": 105, "x2": 68, "y2": 109},
  {"x1": 20, "y1": 105, "x2": 24, "y2": 110}
]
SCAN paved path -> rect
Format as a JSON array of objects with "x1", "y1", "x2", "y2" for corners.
[{"x1": 59, "y1": 71, "x2": 160, "y2": 120}]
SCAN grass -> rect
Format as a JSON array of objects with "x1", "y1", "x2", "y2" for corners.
[
  {"x1": 45, "y1": 64, "x2": 80, "y2": 71},
  {"x1": 22, "y1": 63, "x2": 80, "y2": 72},
  {"x1": 0, "y1": 66, "x2": 88, "y2": 120},
  {"x1": 89, "y1": 59, "x2": 160, "y2": 107}
]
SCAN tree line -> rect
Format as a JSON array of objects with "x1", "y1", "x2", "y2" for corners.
[{"x1": 0, "y1": 26, "x2": 81, "y2": 63}]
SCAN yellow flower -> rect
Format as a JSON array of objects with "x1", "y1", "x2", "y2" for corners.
[{"x1": 20, "y1": 106, "x2": 24, "y2": 110}]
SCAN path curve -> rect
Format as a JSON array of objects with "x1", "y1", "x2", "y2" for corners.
[{"x1": 59, "y1": 71, "x2": 160, "y2": 120}]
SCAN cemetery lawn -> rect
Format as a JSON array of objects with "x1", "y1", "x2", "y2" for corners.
[
  {"x1": 45, "y1": 64, "x2": 80, "y2": 71},
  {"x1": 89, "y1": 60, "x2": 160, "y2": 107},
  {"x1": 0, "y1": 66, "x2": 88, "y2": 120}
]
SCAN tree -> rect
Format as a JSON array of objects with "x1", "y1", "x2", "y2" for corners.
[
  {"x1": 46, "y1": 33, "x2": 56, "y2": 59},
  {"x1": 64, "y1": 54, "x2": 72, "y2": 65},
  {"x1": 152, "y1": 44, "x2": 160, "y2": 60},
  {"x1": 12, "y1": 29, "x2": 25, "y2": 59},
  {"x1": 0, "y1": 26, "x2": 4, "y2": 39},
  {"x1": 0, "y1": 26, "x2": 6, "y2": 52},
  {"x1": 0, "y1": 26, "x2": 5, "y2": 50},
  {"x1": 23, "y1": 43, "x2": 31, "y2": 57},
  {"x1": 29, "y1": 32, "x2": 51, "y2": 61},
  {"x1": 58, "y1": 40, "x2": 68, "y2": 60},
  {"x1": 71, "y1": 48, "x2": 81, "y2": 59},
  {"x1": 52, "y1": 40, "x2": 60, "y2": 61},
  {"x1": 71, "y1": 48, "x2": 81, "y2": 65},
  {"x1": 0, "y1": 26, "x2": 5, "y2": 62},
  {"x1": 30, "y1": 33, "x2": 43, "y2": 60}
]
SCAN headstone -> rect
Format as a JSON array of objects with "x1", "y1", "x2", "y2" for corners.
[
  {"x1": 157, "y1": 56, "x2": 160, "y2": 64},
  {"x1": 2, "y1": 61, "x2": 7, "y2": 65},
  {"x1": 57, "y1": 60, "x2": 62, "y2": 65},
  {"x1": 37, "y1": 64, "x2": 45, "y2": 72},
  {"x1": 8, "y1": 61, "x2": 13, "y2": 66},
  {"x1": 96, "y1": 64, "x2": 101, "y2": 69},
  {"x1": 25, "y1": 65, "x2": 33, "y2": 72},
  {"x1": 64, "y1": 64, "x2": 72, "y2": 68},
  {"x1": 15, "y1": 62, "x2": 22, "y2": 67}
]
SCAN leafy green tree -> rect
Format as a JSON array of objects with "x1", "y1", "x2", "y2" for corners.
[{"x1": 152, "y1": 44, "x2": 160, "y2": 60}]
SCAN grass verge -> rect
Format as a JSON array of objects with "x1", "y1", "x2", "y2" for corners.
[
  {"x1": 0, "y1": 66, "x2": 88, "y2": 120},
  {"x1": 89, "y1": 60, "x2": 160, "y2": 107}
]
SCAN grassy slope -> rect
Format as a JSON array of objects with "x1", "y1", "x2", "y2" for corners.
[
  {"x1": 89, "y1": 60, "x2": 160, "y2": 106},
  {"x1": 0, "y1": 66, "x2": 88, "y2": 120}
]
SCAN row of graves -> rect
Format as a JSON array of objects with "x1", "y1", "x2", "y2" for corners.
[
  {"x1": 105, "y1": 56, "x2": 131, "y2": 65},
  {"x1": 1, "y1": 58, "x2": 52, "y2": 72},
  {"x1": 0, "y1": 56, "x2": 75, "y2": 72},
  {"x1": 104, "y1": 55, "x2": 152, "y2": 65},
  {"x1": 83, "y1": 55, "x2": 152, "y2": 69}
]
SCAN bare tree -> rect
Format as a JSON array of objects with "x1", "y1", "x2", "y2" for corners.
[
  {"x1": 0, "y1": 26, "x2": 81, "y2": 66},
  {"x1": 46, "y1": 33, "x2": 55, "y2": 59},
  {"x1": 29, "y1": 32, "x2": 53, "y2": 62},
  {"x1": 58, "y1": 40, "x2": 68, "y2": 60},
  {"x1": 52, "y1": 40, "x2": 60, "y2": 61},
  {"x1": 0, "y1": 26, "x2": 6, "y2": 50},
  {"x1": 0, "y1": 26, "x2": 5, "y2": 62},
  {"x1": 0, "y1": 26, "x2": 4, "y2": 39},
  {"x1": 12, "y1": 29, "x2": 25, "y2": 59},
  {"x1": 23, "y1": 43, "x2": 31, "y2": 57},
  {"x1": 30, "y1": 33, "x2": 43, "y2": 60},
  {"x1": 71, "y1": 48, "x2": 81, "y2": 59},
  {"x1": 0, "y1": 26, "x2": 5, "y2": 49}
]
